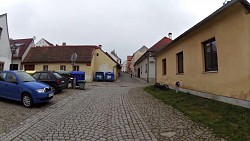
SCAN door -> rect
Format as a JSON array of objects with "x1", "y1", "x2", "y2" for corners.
[
  {"x1": 24, "y1": 65, "x2": 35, "y2": 71},
  {"x1": 0, "y1": 72, "x2": 8, "y2": 98},
  {"x1": 5, "y1": 72, "x2": 21, "y2": 100},
  {"x1": 137, "y1": 68, "x2": 140, "y2": 78}
]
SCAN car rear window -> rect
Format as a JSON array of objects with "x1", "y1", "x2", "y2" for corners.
[{"x1": 53, "y1": 73, "x2": 62, "y2": 79}]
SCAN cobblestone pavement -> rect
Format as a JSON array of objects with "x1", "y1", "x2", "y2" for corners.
[
  {"x1": 0, "y1": 74, "x2": 221, "y2": 141},
  {"x1": 0, "y1": 89, "x2": 79, "y2": 134}
]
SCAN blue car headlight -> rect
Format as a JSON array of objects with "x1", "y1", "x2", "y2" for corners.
[{"x1": 36, "y1": 89, "x2": 45, "y2": 93}]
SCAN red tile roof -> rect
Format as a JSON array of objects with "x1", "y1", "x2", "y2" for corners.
[
  {"x1": 10, "y1": 38, "x2": 34, "y2": 59},
  {"x1": 148, "y1": 37, "x2": 172, "y2": 52},
  {"x1": 23, "y1": 46, "x2": 98, "y2": 63},
  {"x1": 134, "y1": 37, "x2": 172, "y2": 65}
]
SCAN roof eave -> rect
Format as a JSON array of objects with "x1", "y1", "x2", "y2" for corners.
[{"x1": 156, "y1": 0, "x2": 250, "y2": 56}]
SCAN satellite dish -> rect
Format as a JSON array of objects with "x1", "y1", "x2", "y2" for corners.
[{"x1": 71, "y1": 53, "x2": 77, "y2": 65}]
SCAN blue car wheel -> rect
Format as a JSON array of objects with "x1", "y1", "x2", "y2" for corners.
[{"x1": 22, "y1": 93, "x2": 33, "y2": 108}]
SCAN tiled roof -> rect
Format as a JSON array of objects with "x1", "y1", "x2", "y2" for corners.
[
  {"x1": 10, "y1": 38, "x2": 33, "y2": 59},
  {"x1": 148, "y1": 37, "x2": 172, "y2": 52},
  {"x1": 23, "y1": 46, "x2": 98, "y2": 63},
  {"x1": 134, "y1": 37, "x2": 172, "y2": 65}
]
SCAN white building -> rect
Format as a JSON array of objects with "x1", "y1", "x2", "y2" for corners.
[
  {"x1": 134, "y1": 37, "x2": 172, "y2": 82},
  {"x1": 0, "y1": 14, "x2": 11, "y2": 71},
  {"x1": 35, "y1": 38, "x2": 54, "y2": 47},
  {"x1": 109, "y1": 50, "x2": 121, "y2": 64},
  {"x1": 130, "y1": 46, "x2": 148, "y2": 76},
  {"x1": 10, "y1": 38, "x2": 35, "y2": 70},
  {"x1": 121, "y1": 61, "x2": 127, "y2": 73}
]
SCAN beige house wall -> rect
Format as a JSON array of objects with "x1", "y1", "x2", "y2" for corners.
[
  {"x1": 33, "y1": 63, "x2": 94, "y2": 82},
  {"x1": 93, "y1": 49, "x2": 118, "y2": 80},
  {"x1": 156, "y1": 3, "x2": 250, "y2": 101}
]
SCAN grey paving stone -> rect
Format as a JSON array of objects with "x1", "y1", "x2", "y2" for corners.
[{"x1": 0, "y1": 74, "x2": 222, "y2": 141}]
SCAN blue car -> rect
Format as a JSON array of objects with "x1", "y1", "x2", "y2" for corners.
[{"x1": 0, "y1": 71, "x2": 54, "y2": 108}]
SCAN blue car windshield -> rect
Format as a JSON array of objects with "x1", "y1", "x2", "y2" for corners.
[{"x1": 16, "y1": 72, "x2": 36, "y2": 82}]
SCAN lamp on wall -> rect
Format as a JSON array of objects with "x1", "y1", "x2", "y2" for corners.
[{"x1": 10, "y1": 43, "x2": 17, "y2": 70}]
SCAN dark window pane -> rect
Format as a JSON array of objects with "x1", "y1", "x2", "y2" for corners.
[
  {"x1": 203, "y1": 38, "x2": 218, "y2": 71},
  {"x1": 162, "y1": 59, "x2": 166, "y2": 75},
  {"x1": 177, "y1": 52, "x2": 183, "y2": 73}
]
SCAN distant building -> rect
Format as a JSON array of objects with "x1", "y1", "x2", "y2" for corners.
[
  {"x1": 121, "y1": 61, "x2": 127, "y2": 73},
  {"x1": 109, "y1": 50, "x2": 121, "y2": 64},
  {"x1": 23, "y1": 45, "x2": 120, "y2": 82},
  {"x1": 126, "y1": 56, "x2": 132, "y2": 73},
  {"x1": 9, "y1": 38, "x2": 35, "y2": 70},
  {"x1": 134, "y1": 37, "x2": 172, "y2": 83},
  {"x1": 35, "y1": 38, "x2": 54, "y2": 47},
  {"x1": 0, "y1": 14, "x2": 11, "y2": 71},
  {"x1": 130, "y1": 46, "x2": 148, "y2": 76}
]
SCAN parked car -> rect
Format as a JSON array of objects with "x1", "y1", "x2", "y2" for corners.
[
  {"x1": 0, "y1": 71, "x2": 54, "y2": 108},
  {"x1": 32, "y1": 71, "x2": 66, "y2": 93}
]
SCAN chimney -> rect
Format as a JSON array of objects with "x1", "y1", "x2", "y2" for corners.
[
  {"x1": 62, "y1": 42, "x2": 66, "y2": 46},
  {"x1": 168, "y1": 33, "x2": 172, "y2": 39},
  {"x1": 98, "y1": 45, "x2": 102, "y2": 49}
]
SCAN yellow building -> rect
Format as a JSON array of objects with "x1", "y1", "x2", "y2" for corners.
[
  {"x1": 156, "y1": 0, "x2": 250, "y2": 108},
  {"x1": 23, "y1": 45, "x2": 120, "y2": 82}
]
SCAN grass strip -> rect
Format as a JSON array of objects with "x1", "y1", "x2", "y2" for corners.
[{"x1": 144, "y1": 86, "x2": 250, "y2": 141}]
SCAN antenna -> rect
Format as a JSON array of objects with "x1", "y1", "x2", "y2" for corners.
[{"x1": 223, "y1": 0, "x2": 228, "y2": 5}]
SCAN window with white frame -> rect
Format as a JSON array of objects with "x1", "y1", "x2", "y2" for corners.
[{"x1": 60, "y1": 65, "x2": 66, "y2": 71}]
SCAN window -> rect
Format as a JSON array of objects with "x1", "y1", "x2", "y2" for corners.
[
  {"x1": 177, "y1": 52, "x2": 184, "y2": 74},
  {"x1": 60, "y1": 65, "x2": 66, "y2": 71},
  {"x1": 73, "y1": 66, "x2": 79, "y2": 71},
  {"x1": 32, "y1": 73, "x2": 40, "y2": 79},
  {"x1": 6, "y1": 73, "x2": 17, "y2": 83},
  {"x1": 43, "y1": 65, "x2": 48, "y2": 71},
  {"x1": 0, "y1": 27, "x2": 2, "y2": 39},
  {"x1": 203, "y1": 38, "x2": 218, "y2": 71},
  {"x1": 0, "y1": 63, "x2": 4, "y2": 71},
  {"x1": 162, "y1": 59, "x2": 166, "y2": 75},
  {"x1": 0, "y1": 72, "x2": 6, "y2": 81},
  {"x1": 10, "y1": 64, "x2": 18, "y2": 70},
  {"x1": 39, "y1": 73, "x2": 51, "y2": 80},
  {"x1": 141, "y1": 66, "x2": 142, "y2": 74},
  {"x1": 145, "y1": 64, "x2": 147, "y2": 73},
  {"x1": 24, "y1": 65, "x2": 35, "y2": 71}
]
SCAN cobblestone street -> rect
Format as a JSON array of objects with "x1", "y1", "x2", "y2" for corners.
[{"x1": 0, "y1": 74, "x2": 221, "y2": 141}]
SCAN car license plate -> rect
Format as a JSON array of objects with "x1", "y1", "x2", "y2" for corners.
[{"x1": 49, "y1": 93, "x2": 54, "y2": 97}]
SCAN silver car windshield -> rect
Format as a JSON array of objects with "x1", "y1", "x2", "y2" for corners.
[{"x1": 16, "y1": 72, "x2": 36, "y2": 82}]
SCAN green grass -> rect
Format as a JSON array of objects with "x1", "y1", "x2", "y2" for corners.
[{"x1": 145, "y1": 86, "x2": 250, "y2": 141}]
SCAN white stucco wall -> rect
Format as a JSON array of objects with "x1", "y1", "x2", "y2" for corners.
[
  {"x1": 136, "y1": 56, "x2": 156, "y2": 82},
  {"x1": 35, "y1": 39, "x2": 50, "y2": 47},
  {"x1": 0, "y1": 14, "x2": 11, "y2": 70},
  {"x1": 110, "y1": 53, "x2": 121, "y2": 64},
  {"x1": 121, "y1": 61, "x2": 127, "y2": 72}
]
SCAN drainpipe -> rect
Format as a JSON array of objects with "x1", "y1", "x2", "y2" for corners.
[{"x1": 147, "y1": 52, "x2": 149, "y2": 82}]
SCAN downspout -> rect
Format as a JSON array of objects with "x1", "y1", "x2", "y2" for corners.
[
  {"x1": 147, "y1": 52, "x2": 149, "y2": 82},
  {"x1": 155, "y1": 54, "x2": 157, "y2": 83}
]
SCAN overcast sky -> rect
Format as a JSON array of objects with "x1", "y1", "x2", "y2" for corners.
[{"x1": 0, "y1": 0, "x2": 239, "y2": 62}]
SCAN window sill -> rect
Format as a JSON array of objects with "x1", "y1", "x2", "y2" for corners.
[
  {"x1": 203, "y1": 71, "x2": 218, "y2": 74},
  {"x1": 176, "y1": 73, "x2": 184, "y2": 75}
]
